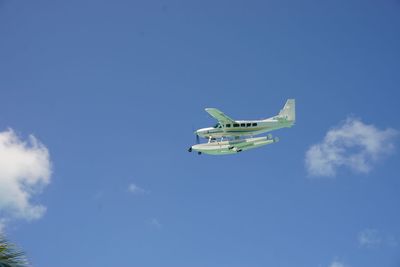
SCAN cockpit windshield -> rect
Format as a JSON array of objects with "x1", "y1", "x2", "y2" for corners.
[{"x1": 214, "y1": 123, "x2": 222, "y2": 128}]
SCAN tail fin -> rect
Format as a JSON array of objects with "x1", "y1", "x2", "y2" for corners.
[{"x1": 277, "y1": 99, "x2": 295, "y2": 121}]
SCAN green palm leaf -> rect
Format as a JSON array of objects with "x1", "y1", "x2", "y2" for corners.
[{"x1": 0, "y1": 236, "x2": 30, "y2": 267}]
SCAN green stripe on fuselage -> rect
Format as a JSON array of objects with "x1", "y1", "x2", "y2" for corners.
[{"x1": 223, "y1": 127, "x2": 269, "y2": 133}]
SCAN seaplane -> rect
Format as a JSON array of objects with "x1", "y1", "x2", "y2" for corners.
[{"x1": 188, "y1": 99, "x2": 295, "y2": 155}]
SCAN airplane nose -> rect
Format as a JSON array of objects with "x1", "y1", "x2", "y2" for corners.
[{"x1": 195, "y1": 129, "x2": 208, "y2": 137}]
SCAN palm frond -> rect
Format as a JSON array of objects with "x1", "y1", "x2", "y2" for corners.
[{"x1": 0, "y1": 235, "x2": 30, "y2": 267}]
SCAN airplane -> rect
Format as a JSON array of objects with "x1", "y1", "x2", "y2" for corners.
[{"x1": 188, "y1": 99, "x2": 295, "y2": 155}]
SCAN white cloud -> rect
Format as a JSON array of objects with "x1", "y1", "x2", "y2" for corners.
[
  {"x1": 0, "y1": 129, "x2": 52, "y2": 224},
  {"x1": 358, "y1": 228, "x2": 381, "y2": 248},
  {"x1": 358, "y1": 228, "x2": 397, "y2": 248},
  {"x1": 127, "y1": 183, "x2": 147, "y2": 195},
  {"x1": 305, "y1": 118, "x2": 398, "y2": 177},
  {"x1": 329, "y1": 261, "x2": 347, "y2": 267}
]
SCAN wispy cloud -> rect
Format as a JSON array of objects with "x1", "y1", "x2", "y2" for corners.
[
  {"x1": 305, "y1": 118, "x2": 398, "y2": 177},
  {"x1": 0, "y1": 129, "x2": 52, "y2": 230},
  {"x1": 329, "y1": 261, "x2": 348, "y2": 267},
  {"x1": 149, "y1": 218, "x2": 162, "y2": 229},
  {"x1": 127, "y1": 183, "x2": 147, "y2": 195},
  {"x1": 358, "y1": 228, "x2": 397, "y2": 248},
  {"x1": 358, "y1": 228, "x2": 382, "y2": 248}
]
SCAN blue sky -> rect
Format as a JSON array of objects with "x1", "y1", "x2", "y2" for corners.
[{"x1": 0, "y1": 0, "x2": 400, "y2": 266}]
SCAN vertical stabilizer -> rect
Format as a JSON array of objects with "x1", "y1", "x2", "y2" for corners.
[{"x1": 278, "y1": 99, "x2": 295, "y2": 121}]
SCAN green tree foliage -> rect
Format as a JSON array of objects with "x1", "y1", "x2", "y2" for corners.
[{"x1": 0, "y1": 236, "x2": 30, "y2": 267}]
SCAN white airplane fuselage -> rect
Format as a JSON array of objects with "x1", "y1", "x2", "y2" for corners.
[{"x1": 196, "y1": 117, "x2": 294, "y2": 139}]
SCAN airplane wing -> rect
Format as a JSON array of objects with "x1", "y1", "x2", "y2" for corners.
[{"x1": 205, "y1": 108, "x2": 236, "y2": 124}]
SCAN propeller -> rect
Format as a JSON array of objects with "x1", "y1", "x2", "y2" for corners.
[{"x1": 192, "y1": 126, "x2": 200, "y2": 144}]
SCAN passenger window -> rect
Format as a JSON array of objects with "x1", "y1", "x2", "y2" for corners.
[
  {"x1": 226, "y1": 124, "x2": 231, "y2": 128},
  {"x1": 240, "y1": 123, "x2": 245, "y2": 127},
  {"x1": 233, "y1": 123, "x2": 239, "y2": 127},
  {"x1": 246, "y1": 123, "x2": 251, "y2": 127},
  {"x1": 252, "y1": 123, "x2": 257, "y2": 126}
]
